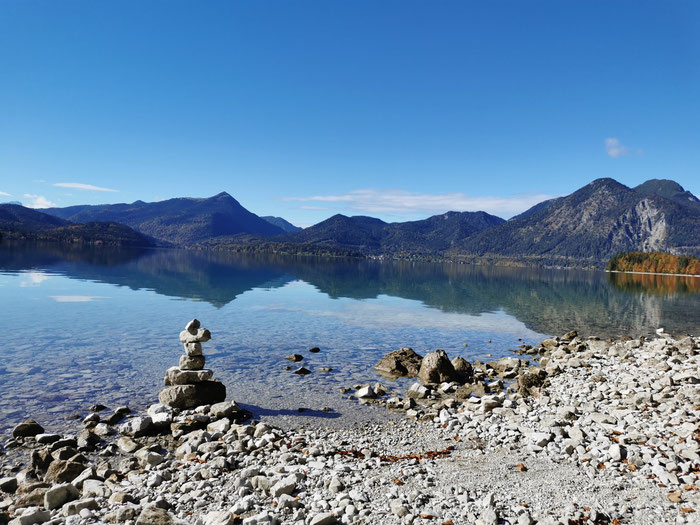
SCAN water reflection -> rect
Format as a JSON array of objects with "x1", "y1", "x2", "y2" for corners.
[
  {"x1": 1, "y1": 242, "x2": 699, "y2": 337},
  {"x1": 608, "y1": 271, "x2": 700, "y2": 295}
]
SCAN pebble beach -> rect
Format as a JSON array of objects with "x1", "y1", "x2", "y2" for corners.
[{"x1": 1, "y1": 330, "x2": 699, "y2": 525}]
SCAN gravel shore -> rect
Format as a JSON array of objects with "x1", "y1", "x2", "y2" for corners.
[{"x1": 1, "y1": 333, "x2": 698, "y2": 525}]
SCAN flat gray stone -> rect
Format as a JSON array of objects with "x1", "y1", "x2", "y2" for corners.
[{"x1": 164, "y1": 366, "x2": 213, "y2": 385}]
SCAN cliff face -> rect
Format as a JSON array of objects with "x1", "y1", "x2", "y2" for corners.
[{"x1": 459, "y1": 178, "x2": 700, "y2": 261}]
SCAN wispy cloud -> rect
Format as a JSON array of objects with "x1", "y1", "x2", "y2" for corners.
[
  {"x1": 0, "y1": 191, "x2": 11, "y2": 197},
  {"x1": 284, "y1": 189, "x2": 555, "y2": 218},
  {"x1": 23, "y1": 194, "x2": 57, "y2": 209},
  {"x1": 605, "y1": 137, "x2": 643, "y2": 158},
  {"x1": 53, "y1": 182, "x2": 118, "y2": 192}
]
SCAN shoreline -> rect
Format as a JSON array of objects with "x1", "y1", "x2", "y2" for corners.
[
  {"x1": 1, "y1": 332, "x2": 699, "y2": 524},
  {"x1": 606, "y1": 269, "x2": 700, "y2": 278}
]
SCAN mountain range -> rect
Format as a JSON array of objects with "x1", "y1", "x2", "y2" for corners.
[
  {"x1": 0, "y1": 204, "x2": 155, "y2": 247},
  {"x1": 45, "y1": 192, "x2": 285, "y2": 245},
  {"x1": 455, "y1": 178, "x2": 700, "y2": 263},
  {"x1": 3, "y1": 177, "x2": 698, "y2": 266}
]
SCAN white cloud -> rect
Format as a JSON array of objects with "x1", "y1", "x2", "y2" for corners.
[
  {"x1": 53, "y1": 182, "x2": 118, "y2": 192},
  {"x1": 605, "y1": 137, "x2": 643, "y2": 158},
  {"x1": 284, "y1": 189, "x2": 555, "y2": 219},
  {"x1": 23, "y1": 194, "x2": 57, "y2": 208},
  {"x1": 0, "y1": 191, "x2": 11, "y2": 197}
]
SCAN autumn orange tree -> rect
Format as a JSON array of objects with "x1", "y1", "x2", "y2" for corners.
[{"x1": 607, "y1": 252, "x2": 700, "y2": 275}]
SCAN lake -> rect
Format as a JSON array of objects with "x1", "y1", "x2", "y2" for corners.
[{"x1": 1, "y1": 242, "x2": 699, "y2": 435}]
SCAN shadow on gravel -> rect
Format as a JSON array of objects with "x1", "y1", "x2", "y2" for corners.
[{"x1": 237, "y1": 402, "x2": 341, "y2": 420}]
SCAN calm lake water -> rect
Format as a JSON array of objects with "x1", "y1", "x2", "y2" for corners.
[{"x1": 1, "y1": 243, "x2": 699, "y2": 435}]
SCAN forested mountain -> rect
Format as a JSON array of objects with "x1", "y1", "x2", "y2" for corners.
[
  {"x1": 33, "y1": 178, "x2": 700, "y2": 265},
  {"x1": 0, "y1": 204, "x2": 154, "y2": 247},
  {"x1": 282, "y1": 211, "x2": 504, "y2": 255},
  {"x1": 44, "y1": 192, "x2": 285, "y2": 245}
]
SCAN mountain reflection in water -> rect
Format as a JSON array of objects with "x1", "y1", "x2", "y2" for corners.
[{"x1": 1, "y1": 242, "x2": 699, "y2": 338}]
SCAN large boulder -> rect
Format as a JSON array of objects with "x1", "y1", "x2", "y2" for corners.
[
  {"x1": 451, "y1": 357, "x2": 473, "y2": 384},
  {"x1": 12, "y1": 419, "x2": 44, "y2": 438},
  {"x1": 159, "y1": 381, "x2": 226, "y2": 409},
  {"x1": 517, "y1": 367, "x2": 547, "y2": 396},
  {"x1": 418, "y1": 350, "x2": 458, "y2": 384},
  {"x1": 44, "y1": 460, "x2": 86, "y2": 483},
  {"x1": 374, "y1": 348, "x2": 423, "y2": 378}
]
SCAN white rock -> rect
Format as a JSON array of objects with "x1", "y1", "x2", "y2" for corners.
[
  {"x1": 203, "y1": 510, "x2": 234, "y2": 525},
  {"x1": 356, "y1": 386, "x2": 376, "y2": 398},
  {"x1": 8, "y1": 507, "x2": 51, "y2": 525},
  {"x1": 270, "y1": 475, "x2": 296, "y2": 497},
  {"x1": 309, "y1": 513, "x2": 337, "y2": 525},
  {"x1": 529, "y1": 432, "x2": 553, "y2": 447},
  {"x1": 135, "y1": 448, "x2": 165, "y2": 467},
  {"x1": 207, "y1": 418, "x2": 231, "y2": 434},
  {"x1": 608, "y1": 443, "x2": 627, "y2": 461},
  {"x1": 119, "y1": 416, "x2": 153, "y2": 436}
]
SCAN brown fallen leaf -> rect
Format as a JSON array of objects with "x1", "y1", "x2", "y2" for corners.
[
  {"x1": 668, "y1": 491, "x2": 683, "y2": 503},
  {"x1": 419, "y1": 513, "x2": 435, "y2": 519},
  {"x1": 391, "y1": 478, "x2": 404, "y2": 485},
  {"x1": 453, "y1": 435, "x2": 461, "y2": 442},
  {"x1": 516, "y1": 463, "x2": 528, "y2": 472},
  {"x1": 597, "y1": 463, "x2": 607, "y2": 469},
  {"x1": 681, "y1": 508, "x2": 696, "y2": 514},
  {"x1": 684, "y1": 484, "x2": 698, "y2": 491},
  {"x1": 442, "y1": 521, "x2": 454, "y2": 525}
]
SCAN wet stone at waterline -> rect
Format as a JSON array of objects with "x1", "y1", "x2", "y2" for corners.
[{"x1": 158, "y1": 319, "x2": 226, "y2": 409}]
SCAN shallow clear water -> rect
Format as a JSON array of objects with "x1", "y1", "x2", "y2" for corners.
[{"x1": 1, "y1": 243, "x2": 699, "y2": 434}]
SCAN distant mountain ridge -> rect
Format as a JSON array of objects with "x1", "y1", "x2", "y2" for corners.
[
  {"x1": 261, "y1": 216, "x2": 302, "y2": 233},
  {"x1": 45, "y1": 192, "x2": 285, "y2": 245},
  {"x1": 458, "y1": 178, "x2": 700, "y2": 262},
  {"x1": 0, "y1": 204, "x2": 154, "y2": 247},
  {"x1": 28, "y1": 178, "x2": 700, "y2": 265},
  {"x1": 280, "y1": 210, "x2": 505, "y2": 255}
]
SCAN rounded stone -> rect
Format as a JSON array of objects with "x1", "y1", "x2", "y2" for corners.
[{"x1": 179, "y1": 354, "x2": 206, "y2": 370}]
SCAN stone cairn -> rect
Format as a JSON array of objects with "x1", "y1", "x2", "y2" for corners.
[{"x1": 158, "y1": 319, "x2": 226, "y2": 409}]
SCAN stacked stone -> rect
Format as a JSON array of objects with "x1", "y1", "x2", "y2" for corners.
[{"x1": 158, "y1": 319, "x2": 226, "y2": 409}]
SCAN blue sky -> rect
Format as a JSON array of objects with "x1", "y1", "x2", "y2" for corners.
[{"x1": 1, "y1": 1, "x2": 698, "y2": 226}]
